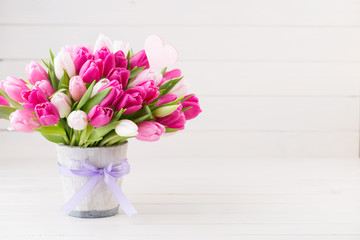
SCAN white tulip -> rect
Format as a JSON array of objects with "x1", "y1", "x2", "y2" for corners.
[
  {"x1": 67, "y1": 110, "x2": 88, "y2": 130},
  {"x1": 128, "y1": 69, "x2": 163, "y2": 88},
  {"x1": 113, "y1": 40, "x2": 130, "y2": 55},
  {"x1": 153, "y1": 105, "x2": 179, "y2": 118},
  {"x1": 168, "y1": 78, "x2": 190, "y2": 97},
  {"x1": 54, "y1": 51, "x2": 76, "y2": 80},
  {"x1": 91, "y1": 78, "x2": 110, "y2": 98},
  {"x1": 94, "y1": 34, "x2": 113, "y2": 53},
  {"x1": 115, "y1": 120, "x2": 138, "y2": 137},
  {"x1": 50, "y1": 93, "x2": 71, "y2": 118}
]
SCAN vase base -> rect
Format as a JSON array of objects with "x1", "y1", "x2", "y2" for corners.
[{"x1": 69, "y1": 206, "x2": 119, "y2": 218}]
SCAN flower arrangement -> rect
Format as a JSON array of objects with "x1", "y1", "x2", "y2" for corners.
[{"x1": 0, "y1": 34, "x2": 202, "y2": 146}]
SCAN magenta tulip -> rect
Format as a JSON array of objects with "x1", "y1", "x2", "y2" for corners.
[
  {"x1": 79, "y1": 59, "x2": 103, "y2": 83},
  {"x1": 74, "y1": 47, "x2": 94, "y2": 74},
  {"x1": 106, "y1": 67, "x2": 130, "y2": 89},
  {"x1": 9, "y1": 110, "x2": 41, "y2": 133},
  {"x1": 34, "y1": 80, "x2": 55, "y2": 97},
  {"x1": 69, "y1": 76, "x2": 87, "y2": 101},
  {"x1": 98, "y1": 80, "x2": 123, "y2": 108},
  {"x1": 114, "y1": 50, "x2": 128, "y2": 69},
  {"x1": 95, "y1": 47, "x2": 115, "y2": 77},
  {"x1": 163, "y1": 69, "x2": 181, "y2": 81},
  {"x1": 136, "y1": 121, "x2": 165, "y2": 142},
  {"x1": 21, "y1": 88, "x2": 48, "y2": 111},
  {"x1": 156, "y1": 105, "x2": 186, "y2": 130},
  {"x1": 88, "y1": 105, "x2": 114, "y2": 127},
  {"x1": 26, "y1": 61, "x2": 48, "y2": 85},
  {"x1": 0, "y1": 76, "x2": 28, "y2": 102},
  {"x1": 154, "y1": 94, "x2": 177, "y2": 106},
  {"x1": 35, "y1": 102, "x2": 60, "y2": 126},
  {"x1": 0, "y1": 96, "x2": 9, "y2": 106},
  {"x1": 181, "y1": 94, "x2": 202, "y2": 120},
  {"x1": 116, "y1": 86, "x2": 146, "y2": 114},
  {"x1": 136, "y1": 80, "x2": 159, "y2": 104},
  {"x1": 129, "y1": 50, "x2": 149, "y2": 69}
]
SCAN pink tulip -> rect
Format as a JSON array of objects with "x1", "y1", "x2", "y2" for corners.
[
  {"x1": 156, "y1": 105, "x2": 186, "y2": 130},
  {"x1": 163, "y1": 69, "x2": 181, "y2": 81},
  {"x1": 74, "y1": 47, "x2": 94, "y2": 74},
  {"x1": 79, "y1": 59, "x2": 103, "y2": 83},
  {"x1": 69, "y1": 76, "x2": 87, "y2": 101},
  {"x1": 35, "y1": 102, "x2": 60, "y2": 126},
  {"x1": 129, "y1": 50, "x2": 149, "y2": 69},
  {"x1": 154, "y1": 94, "x2": 177, "y2": 106},
  {"x1": 116, "y1": 86, "x2": 146, "y2": 114},
  {"x1": 114, "y1": 50, "x2": 128, "y2": 69},
  {"x1": 136, "y1": 80, "x2": 159, "y2": 104},
  {"x1": 181, "y1": 94, "x2": 202, "y2": 120},
  {"x1": 98, "y1": 80, "x2": 123, "y2": 108},
  {"x1": 95, "y1": 47, "x2": 115, "y2": 77},
  {"x1": 51, "y1": 92, "x2": 71, "y2": 118},
  {"x1": 26, "y1": 61, "x2": 48, "y2": 85},
  {"x1": 136, "y1": 121, "x2": 165, "y2": 142},
  {"x1": 34, "y1": 80, "x2": 55, "y2": 97},
  {"x1": 0, "y1": 96, "x2": 9, "y2": 106},
  {"x1": 0, "y1": 76, "x2": 28, "y2": 102},
  {"x1": 21, "y1": 88, "x2": 48, "y2": 111},
  {"x1": 9, "y1": 109, "x2": 41, "y2": 133},
  {"x1": 88, "y1": 105, "x2": 114, "y2": 127},
  {"x1": 106, "y1": 67, "x2": 130, "y2": 89}
]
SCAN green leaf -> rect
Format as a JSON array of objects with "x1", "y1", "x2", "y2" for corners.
[
  {"x1": 131, "y1": 113, "x2": 151, "y2": 123},
  {"x1": 41, "y1": 133, "x2": 65, "y2": 144},
  {"x1": 81, "y1": 88, "x2": 112, "y2": 113},
  {"x1": 125, "y1": 105, "x2": 153, "y2": 122},
  {"x1": 49, "y1": 49, "x2": 55, "y2": 62},
  {"x1": 0, "y1": 89, "x2": 24, "y2": 109},
  {"x1": 165, "y1": 128, "x2": 179, "y2": 133},
  {"x1": 58, "y1": 70, "x2": 70, "y2": 90},
  {"x1": 76, "y1": 81, "x2": 96, "y2": 110},
  {"x1": 50, "y1": 88, "x2": 69, "y2": 99},
  {"x1": 0, "y1": 105, "x2": 16, "y2": 120},
  {"x1": 86, "y1": 120, "x2": 120, "y2": 143},
  {"x1": 181, "y1": 106, "x2": 193, "y2": 111},
  {"x1": 41, "y1": 59, "x2": 50, "y2": 68},
  {"x1": 158, "y1": 77, "x2": 183, "y2": 96},
  {"x1": 181, "y1": 94, "x2": 194, "y2": 102},
  {"x1": 111, "y1": 109, "x2": 126, "y2": 123},
  {"x1": 129, "y1": 66, "x2": 145, "y2": 78},
  {"x1": 35, "y1": 125, "x2": 67, "y2": 137},
  {"x1": 160, "y1": 67, "x2": 167, "y2": 76}
]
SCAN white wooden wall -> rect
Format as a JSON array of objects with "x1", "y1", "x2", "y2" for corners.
[{"x1": 0, "y1": 0, "x2": 360, "y2": 158}]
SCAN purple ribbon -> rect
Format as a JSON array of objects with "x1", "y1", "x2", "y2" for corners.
[{"x1": 58, "y1": 159, "x2": 137, "y2": 217}]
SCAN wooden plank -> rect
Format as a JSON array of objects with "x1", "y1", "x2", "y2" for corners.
[
  {"x1": 0, "y1": 26, "x2": 360, "y2": 61},
  {"x1": 1, "y1": 60, "x2": 360, "y2": 96},
  {"x1": 0, "y1": 0, "x2": 360, "y2": 26},
  {"x1": 0, "y1": 130, "x2": 357, "y2": 158}
]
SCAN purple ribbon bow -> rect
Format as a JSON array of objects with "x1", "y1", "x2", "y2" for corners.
[{"x1": 58, "y1": 159, "x2": 137, "y2": 217}]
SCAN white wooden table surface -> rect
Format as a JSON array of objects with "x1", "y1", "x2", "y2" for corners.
[{"x1": 0, "y1": 155, "x2": 359, "y2": 239}]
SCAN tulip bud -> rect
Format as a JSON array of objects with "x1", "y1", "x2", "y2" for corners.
[
  {"x1": 91, "y1": 78, "x2": 110, "y2": 98},
  {"x1": 0, "y1": 96, "x2": 9, "y2": 106},
  {"x1": 51, "y1": 93, "x2": 71, "y2": 118},
  {"x1": 153, "y1": 105, "x2": 179, "y2": 117},
  {"x1": 54, "y1": 51, "x2": 76, "y2": 80},
  {"x1": 67, "y1": 110, "x2": 88, "y2": 130},
  {"x1": 88, "y1": 105, "x2": 114, "y2": 128},
  {"x1": 35, "y1": 102, "x2": 60, "y2": 126},
  {"x1": 136, "y1": 121, "x2": 165, "y2": 142},
  {"x1": 115, "y1": 119, "x2": 138, "y2": 137},
  {"x1": 26, "y1": 61, "x2": 48, "y2": 85},
  {"x1": 69, "y1": 76, "x2": 86, "y2": 101},
  {"x1": 0, "y1": 76, "x2": 28, "y2": 102},
  {"x1": 34, "y1": 80, "x2": 55, "y2": 97},
  {"x1": 79, "y1": 59, "x2": 103, "y2": 83},
  {"x1": 129, "y1": 50, "x2": 149, "y2": 69}
]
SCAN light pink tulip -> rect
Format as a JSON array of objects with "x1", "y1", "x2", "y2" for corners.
[
  {"x1": 129, "y1": 69, "x2": 163, "y2": 87},
  {"x1": 51, "y1": 93, "x2": 71, "y2": 118},
  {"x1": 136, "y1": 121, "x2": 165, "y2": 142},
  {"x1": 26, "y1": 61, "x2": 48, "y2": 85},
  {"x1": 21, "y1": 88, "x2": 48, "y2": 111},
  {"x1": 0, "y1": 76, "x2": 28, "y2": 102},
  {"x1": 34, "y1": 80, "x2": 55, "y2": 97},
  {"x1": 69, "y1": 76, "x2": 87, "y2": 101},
  {"x1": 9, "y1": 110, "x2": 41, "y2": 133}
]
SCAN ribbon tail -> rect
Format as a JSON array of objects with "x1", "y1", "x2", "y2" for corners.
[
  {"x1": 61, "y1": 175, "x2": 101, "y2": 215},
  {"x1": 105, "y1": 176, "x2": 137, "y2": 217}
]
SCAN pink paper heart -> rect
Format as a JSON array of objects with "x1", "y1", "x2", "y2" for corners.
[{"x1": 145, "y1": 35, "x2": 178, "y2": 70}]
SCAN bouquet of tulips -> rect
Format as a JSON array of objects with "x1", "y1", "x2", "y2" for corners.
[{"x1": 0, "y1": 34, "x2": 201, "y2": 147}]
